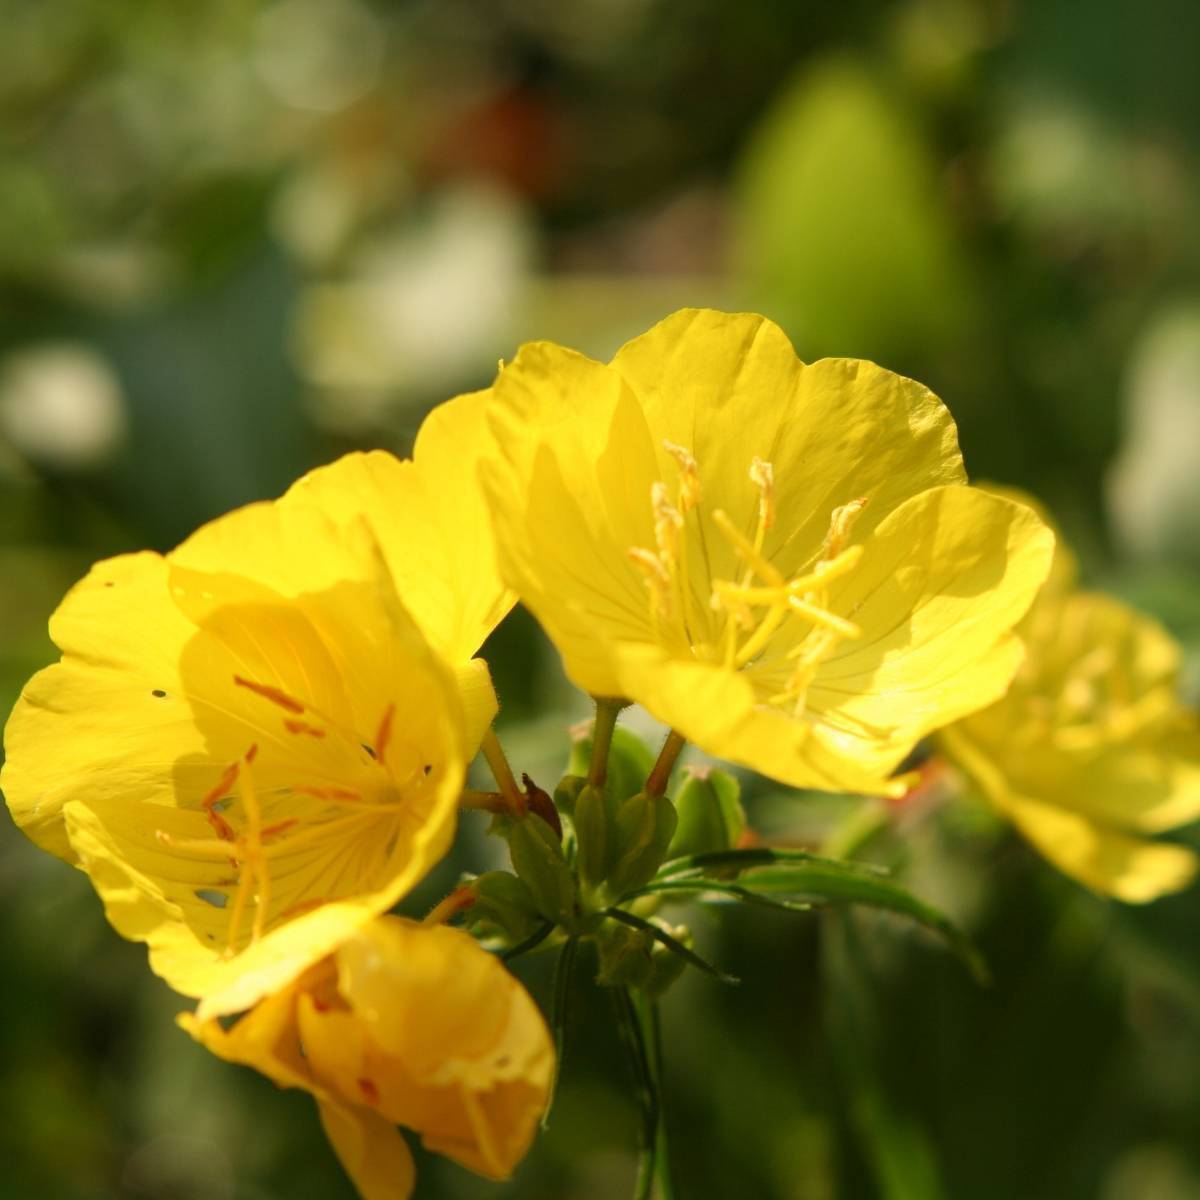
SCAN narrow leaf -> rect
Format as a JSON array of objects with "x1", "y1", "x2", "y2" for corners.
[
  {"x1": 500, "y1": 919, "x2": 554, "y2": 963},
  {"x1": 542, "y1": 935, "x2": 578, "y2": 1128},
  {"x1": 604, "y1": 907, "x2": 739, "y2": 985}
]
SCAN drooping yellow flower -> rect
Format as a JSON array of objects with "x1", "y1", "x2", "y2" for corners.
[
  {"x1": 2, "y1": 390, "x2": 510, "y2": 1015},
  {"x1": 939, "y1": 493, "x2": 1200, "y2": 902},
  {"x1": 181, "y1": 917, "x2": 553, "y2": 1200},
  {"x1": 482, "y1": 308, "x2": 1055, "y2": 794}
]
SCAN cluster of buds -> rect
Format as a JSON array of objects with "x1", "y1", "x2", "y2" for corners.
[{"x1": 462, "y1": 717, "x2": 750, "y2": 999}]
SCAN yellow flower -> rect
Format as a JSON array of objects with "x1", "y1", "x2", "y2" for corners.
[
  {"x1": 2, "y1": 390, "x2": 509, "y2": 1015},
  {"x1": 482, "y1": 308, "x2": 1055, "y2": 794},
  {"x1": 939, "y1": 492, "x2": 1200, "y2": 902},
  {"x1": 180, "y1": 917, "x2": 553, "y2": 1200}
]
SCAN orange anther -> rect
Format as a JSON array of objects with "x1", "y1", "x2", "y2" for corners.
[
  {"x1": 291, "y1": 785, "x2": 361, "y2": 803},
  {"x1": 200, "y1": 763, "x2": 239, "y2": 841},
  {"x1": 373, "y1": 703, "x2": 395, "y2": 765},
  {"x1": 260, "y1": 818, "x2": 299, "y2": 840},
  {"x1": 233, "y1": 676, "x2": 305, "y2": 714},
  {"x1": 283, "y1": 718, "x2": 326, "y2": 738}
]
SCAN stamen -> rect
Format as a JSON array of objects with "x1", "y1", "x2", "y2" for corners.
[
  {"x1": 749, "y1": 457, "x2": 775, "y2": 534},
  {"x1": 652, "y1": 482, "x2": 683, "y2": 563},
  {"x1": 233, "y1": 675, "x2": 305, "y2": 714},
  {"x1": 710, "y1": 509, "x2": 785, "y2": 586},
  {"x1": 373, "y1": 703, "x2": 395, "y2": 765},
  {"x1": 663, "y1": 440, "x2": 701, "y2": 510},
  {"x1": 200, "y1": 763, "x2": 238, "y2": 841},
  {"x1": 821, "y1": 497, "x2": 868, "y2": 558},
  {"x1": 784, "y1": 596, "x2": 861, "y2": 640},
  {"x1": 284, "y1": 718, "x2": 326, "y2": 738},
  {"x1": 629, "y1": 547, "x2": 673, "y2": 623}
]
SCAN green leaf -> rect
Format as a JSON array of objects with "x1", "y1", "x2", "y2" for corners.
[
  {"x1": 603, "y1": 908, "x2": 739, "y2": 986},
  {"x1": 643, "y1": 849, "x2": 987, "y2": 983},
  {"x1": 542, "y1": 936, "x2": 579, "y2": 1129}
]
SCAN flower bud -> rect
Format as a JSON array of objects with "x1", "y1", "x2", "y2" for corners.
[
  {"x1": 553, "y1": 773, "x2": 587, "y2": 815},
  {"x1": 464, "y1": 871, "x2": 543, "y2": 942},
  {"x1": 609, "y1": 791, "x2": 678, "y2": 896},
  {"x1": 666, "y1": 768, "x2": 746, "y2": 860},
  {"x1": 573, "y1": 783, "x2": 612, "y2": 889},
  {"x1": 593, "y1": 916, "x2": 654, "y2": 988},
  {"x1": 502, "y1": 815, "x2": 576, "y2": 928}
]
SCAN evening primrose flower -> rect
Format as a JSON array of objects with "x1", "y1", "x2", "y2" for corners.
[
  {"x1": 482, "y1": 308, "x2": 1055, "y2": 794},
  {"x1": 2, "y1": 390, "x2": 509, "y2": 1015},
  {"x1": 939, "y1": 496, "x2": 1200, "y2": 902},
  {"x1": 181, "y1": 917, "x2": 553, "y2": 1200}
]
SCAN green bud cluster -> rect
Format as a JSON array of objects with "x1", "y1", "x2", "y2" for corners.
[{"x1": 478, "y1": 728, "x2": 750, "y2": 1003}]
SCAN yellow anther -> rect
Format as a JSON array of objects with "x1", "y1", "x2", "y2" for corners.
[
  {"x1": 628, "y1": 546, "x2": 673, "y2": 622},
  {"x1": 822, "y1": 496, "x2": 868, "y2": 559},
  {"x1": 663, "y1": 440, "x2": 701, "y2": 511},
  {"x1": 651, "y1": 481, "x2": 683, "y2": 563},
  {"x1": 749, "y1": 457, "x2": 775, "y2": 534}
]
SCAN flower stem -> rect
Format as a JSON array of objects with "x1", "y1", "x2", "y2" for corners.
[
  {"x1": 645, "y1": 731, "x2": 685, "y2": 798},
  {"x1": 588, "y1": 698, "x2": 623, "y2": 788},
  {"x1": 481, "y1": 729, "x2": 526, "y2": 817}
]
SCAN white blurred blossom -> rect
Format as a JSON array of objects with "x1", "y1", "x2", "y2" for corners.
[
  {"x1": 296, "y1": 181, "x2": 534, "y2": 431},
  {"x1": 0, "y1": 343, "x2": 127, "y2": 470}
]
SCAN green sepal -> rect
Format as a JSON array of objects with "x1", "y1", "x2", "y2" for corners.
[
  {"x1": 666, "y1": 768, "x2": 745, "y2": 859},
  {"x1": 568, "y1": 726, "x2": 656, "y2": 805},
  {"x1": 553, "y1": 773, "x2": 587, "y2": 816},
  {"x1": 609, "y1": 791, "x2": 678, "y2": 896},
  {"x1": 499, "y1": 815, "x2": 577, "y2": 929},
  {"x1": 463, "y1": 870, "x2": 543, "y2": 942},
  {"x1": 573, "y1": 784, "x2": 612, "y2": 889}
]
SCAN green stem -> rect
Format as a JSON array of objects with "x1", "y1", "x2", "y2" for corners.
[
  {"x1": 588, "y1": 698, "x2": 623, "y2": 788},
  {"x1": 481, "y1": 728, "x2": 525, "y2": 816},
  {"x1": 634, "y1": 992, "x2": 676, "y2": 1200},
  {"x1": 645, "y1": 731, "x2": 686, "y2": 798}
]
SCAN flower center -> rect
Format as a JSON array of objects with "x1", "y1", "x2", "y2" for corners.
[
  {"x1": 156, "y1": 678, "x2": 434, "y2": 957},
  {"x1": 628, "y1": 442, "x2": 867, "y2": 716}
]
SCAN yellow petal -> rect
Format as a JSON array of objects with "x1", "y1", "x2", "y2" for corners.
[
  {"x1": 610, "y1": 309, "x2": 967, "y2": 567},
  {"x1": 940, "y1": 724, "x2": 1199, "y2": 903},
  {"x1": 484, "y1": 341, "x2": 664, "y2": 695},
  {"x1": 2, "y1": 552, "x2": 205, "y2": 864},
  {"x1": 317, "y1": 1101, "x2": 417, "y2": 1200},
  {"x1": 1000, "y1": 791, "x2": 1197, "y2": 904},
  {"x1": 807, "y1": 485, "x2": 1055, "y2": 765},
  {"x1": 283, "y1": 389, "x2": 513, "y2": 665},
  {"x1": 334, "y1": 919, "x2": 553, "y2": 1180},
  {"x1": 7, "y1": 502, "x2": 469, "y2": 1013},
  {"x1": 177, "y1": 973, "x2": 318, "y2": 1094}
]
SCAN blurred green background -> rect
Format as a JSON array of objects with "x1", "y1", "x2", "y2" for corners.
[{"x1": 3, "y1": 1, "x2": 1200, "y2": 1197}]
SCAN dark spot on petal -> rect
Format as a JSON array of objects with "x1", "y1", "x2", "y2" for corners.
[
  {"x1": 423, "y1": 764, "x2": 432, "y2": 776},
  {"x1": 362, "y1": 743, "x2": 376, "y2": 760},
  {"x1": 103, "y1": 581, "x2": 114, "y2": 588},
  {"x1": 194, "y1": 889, "x2": 228, "y2": 908},
  {"x1": 151, "y1": 689, "x2": 167, "y2": 698}
]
